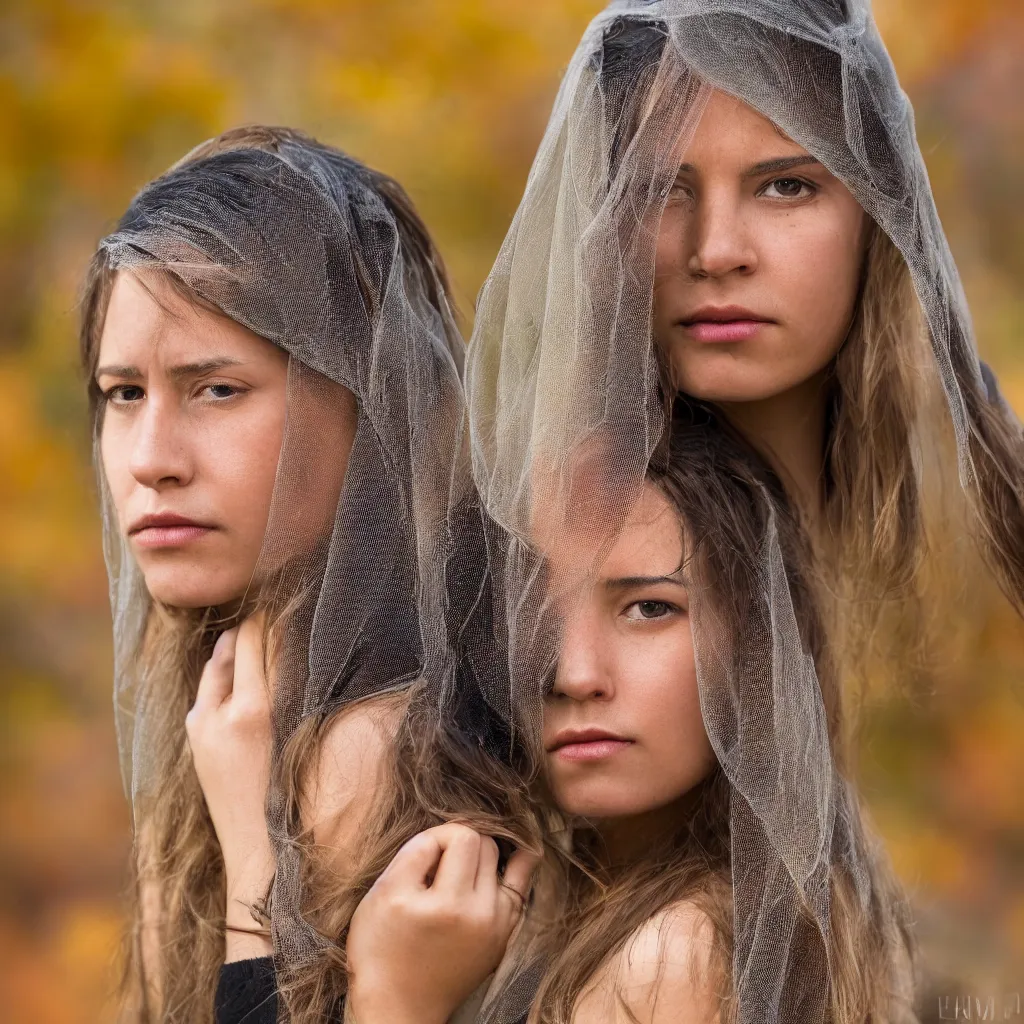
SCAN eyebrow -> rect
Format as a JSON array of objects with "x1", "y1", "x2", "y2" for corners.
[
  {"x1": 676, "y1": 155, "x2": 823, "y2": 178},
  {"x1": 95, "y1": 357, "x2": 245, "y2": 381},
  {"x1": 604, "y1": 574, "x2": 687, "y2": 591}
]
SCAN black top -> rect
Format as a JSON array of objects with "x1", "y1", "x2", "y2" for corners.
[
  {"x1": 215, "y1": 958, "x2": 278, "y2": 1024},
  {"x1": 213, "y1": 959, "x2": 531, "y2": 1024}
]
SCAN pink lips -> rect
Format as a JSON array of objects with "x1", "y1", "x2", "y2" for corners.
[
  {"x1": 548, "y1": 727, "x2": 634, "y2": 763},
  {"x1": 684, "y1": 319, "x2": 766, "y2": 343},
  {"x1": 680, "y1": 304, "x2": 774, "y2": 343},
  {"x1": 128, "y1": 513, "x2": 214, "y2": 549},
  {"x1": 555, "y1": 738, "x2": 633, "y2": 762}
]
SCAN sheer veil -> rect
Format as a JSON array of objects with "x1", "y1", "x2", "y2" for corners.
[
  {"x1": 94, "y1": 129, "x2": 496, "y2": 983},
  {"x1": 466, "y1": 2, "x2": 1021, "y2": 1021}
]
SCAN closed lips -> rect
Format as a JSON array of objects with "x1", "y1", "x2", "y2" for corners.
[
  {"x1": 679, "y1": 304, "x2": 773, "y2": 326},
  {"x1": 129, "y1": 513, "x2": 213, "y2": 533},
  {"x1": 547, "y1": 727, "x2": 631, "y2": 752},
  {"x1": 127, "y1": 513, "x2": 216, "y2": 548},
  {"x1": 678, "y1": 306, "x2": 774, "y2": 343}
]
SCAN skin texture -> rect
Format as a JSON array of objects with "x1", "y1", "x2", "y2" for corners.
[
  {"x1": 653, "y1": 89, "x2": 869, "y2": 506},
  {"x1": 543, "y1": 481, "x2": 716, "y2": 857},
  {"x1": 191, "y1": 657, "x2": 539, "y2": 1015},
  {"x1": 301, "y1": 693, "x2": 408, "y2": 874},
  {"x1": 193, "y1": 482, "x2": 715, "y2": 1017},
  {"x1": 186, "y1": 618, "x2": 276, "y2": 961},
  {"x1": 99, "y1": 270, "x2": 358, "y2": 971},
  {"x1": 96, "y1": 271, "x2": 358, "y2": 609},
  {"x1": 346, "y1": 823, "x2": 538, "y2": 1024},
  {"x1": 572, "y1": 903, "x2": 720, "y2": 1024},
  {"x1": 538, "y1": 483, "x2": 721, "y2": 1021}
]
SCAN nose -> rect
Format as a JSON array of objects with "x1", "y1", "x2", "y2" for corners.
[
  {"x1": 127, "y1": 398, "x2": 194, "y2": 490},
  {"x1": 685, "y1": 188, "x2": 758, "y2": 280},
  {"x1": 550, "y1": 604, "x2": 614, "y2": 704}
]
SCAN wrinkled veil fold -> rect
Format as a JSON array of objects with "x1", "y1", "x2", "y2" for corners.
[{"x1": 466, "y1": 1, "x2": 1016, "y2": 1020}]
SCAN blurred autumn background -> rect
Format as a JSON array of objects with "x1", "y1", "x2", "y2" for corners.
[{"x1": 0, "y1": 0, "x2": 1021, "y2": 1020}]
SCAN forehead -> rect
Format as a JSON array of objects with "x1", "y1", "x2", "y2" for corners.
[
  {"x1": 683, "y1": 88, "x2": 807, "y2": 161},
  {"x1": 97, "y1": 270, "x2": 282, "y2": 368},
  {"x1": 543, "y1": 481, "x2": 684, "y2": 585}
]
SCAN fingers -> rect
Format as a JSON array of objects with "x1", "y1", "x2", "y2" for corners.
[
  {"x1": 191, "y1": 627, "x2": 238, "y2": 712},
  {"x1": 432, "y1": 825, "x2": 483, "y2": 894},
  {"x1": 498, "y1": 847, "x2": 540, "y2": 910},
  {"x1": 383, "y1": 824, "x2": 485, "y2": 895},
  {"x1": 475, "y1": 835, "x2": 500, "y2": 891},
  {"x1": 379, "y1": 825, "x2": 539, "y2": 921},
  {"x1": 382, "y1": 830, "x2": 446, "y2": 891},
  {"x1": 232, "y1": 615, "x2": 269, "y2": 704}
]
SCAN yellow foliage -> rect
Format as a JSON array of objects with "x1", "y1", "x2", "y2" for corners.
[{"x1": 0, "y1": 1, "x2": 1021, "y2": 1017}]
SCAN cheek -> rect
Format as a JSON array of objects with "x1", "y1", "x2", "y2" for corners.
[
  {"x1": 209, "y1": 399, "x2": 287, "y2": 538},
  {"x1": 605, "y1": 633, "x2": 713, "y2": 811},
  {"x1": 636, "y1": 649, "x2": 711, "y2": 781},
  {"x1": 771, "y1": 214, "x2": 865, "y2": 351},
  {"x1": 310, "y1": 410, "x2": 356, "y2": 521},
  {"x1": 653, "y1": 209, "x2": 687, "y2": 315},
  {"x1": 266, "y1": 402, "x2": 358, "y2": 554},
  {"x1": 654, "y1": 208, "x2": 684, "y2": 274}
]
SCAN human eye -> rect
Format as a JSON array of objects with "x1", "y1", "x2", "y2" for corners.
[
  {"x1": 758, "y1": 177, "x2": 817, "y2": 201},
  {"x1": 102, "y1": 384, "x2": 145, "y2": 407},
  {"x1": 623, "y1": 599, "x2": 677, "y2": 621},
  {"x1": 197, "y1": 382, "x2": 248, "y2": 402},
  {"x1": 667, "y1": 174, "x2": 696, "y2": 204}
]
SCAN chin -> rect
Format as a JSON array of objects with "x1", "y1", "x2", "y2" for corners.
[
  {"x1": 675, "y1": 363, "x2": 804, "y2": 405},
  {"x1": 141, "y1": 566, "x2": 248, "y2": 610},
  {"x1": 672, "y1": 348, "x2": 836, "y2": 406},
  {"x1": 554, "y1": 782, "x2": 656, "y2": 821}
]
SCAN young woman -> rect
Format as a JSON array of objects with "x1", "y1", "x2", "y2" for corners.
[
  {"x1": 520, "y1": 413, "x2": 915, "y2": 1024},
  {"x1": 202, "y1": 410, "x2": 915, "y2": 1024},
  {"x1": 467, "y1": 0, "x2": 1023, "y2": 649},
  {"x1": 461, "y1": 1, "x2": 1022, "y2": 1020},
  {"x1": 81, "y1": 124, "x2": 533, "y2": 1023}
]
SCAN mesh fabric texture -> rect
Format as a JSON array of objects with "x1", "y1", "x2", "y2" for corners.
[{"x1": 464, "y1": 1, "x2": 1021, "y2": 1021}]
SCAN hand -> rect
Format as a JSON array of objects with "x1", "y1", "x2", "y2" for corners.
[
  {"x1": 185, "y1": 618, "x2": 275, "y2": 940},
  {"x1": 346, "y1": 823, "x2": 539, "y2": 1024}
]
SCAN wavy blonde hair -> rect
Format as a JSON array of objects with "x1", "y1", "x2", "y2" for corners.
[{"x1": 808, "y1": 216, "x2": 1023, "y2": 721}]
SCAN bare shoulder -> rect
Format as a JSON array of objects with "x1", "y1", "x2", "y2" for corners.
[
  {"x1": 303, "y1": 689, "x2": 408, "y2": 847},
  {"x1": 313, "y1": 691, "x2": 405, "y2": 794},
  {"x1": 573, "y1": 901, "x2": 723, "y2": 1024}
]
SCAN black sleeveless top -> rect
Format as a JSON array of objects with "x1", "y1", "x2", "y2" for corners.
[{"x1": 215, "y1": 958, "x2": 278, "y2": 1024}]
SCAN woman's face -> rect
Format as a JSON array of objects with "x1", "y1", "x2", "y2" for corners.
[
  {"x1": 97, "y1": 271, "x2": 355, "y2": 608},
  {"x1": 542, "y1": 482, "x2": 715, "y2": 822},
  {"x1": 653, "y1": 89, "x2": 869, "y2": 404}
]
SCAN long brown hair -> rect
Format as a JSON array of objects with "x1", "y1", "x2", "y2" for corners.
[
  {"x1": 271, "y1": 685, "x2": 544, "y2": 1022},
  {"x1": 79, "y1": 124, "x2": 459, "y2": 1024},
  {"x1": 824, "y1": 221, "x2": 1023, "y2": 694},
  {"x1": 527, "y1": 415, "x2": 917, "y2": 1024}
]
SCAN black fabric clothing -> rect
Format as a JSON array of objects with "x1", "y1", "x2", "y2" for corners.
[
  {"x1": 215, "y1": 958, "x2": 278, "y2": 1024},
  {"x1": 212, "y1": 959, "x2": 532, "y2": 1024}
]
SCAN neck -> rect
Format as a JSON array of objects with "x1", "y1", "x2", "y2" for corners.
[
  {"x1": 715, "y1": 370, "x2": 830, "y2": 520},
  {"x1": 595, "y1": 789, "x2": 702, "y2": 867}
]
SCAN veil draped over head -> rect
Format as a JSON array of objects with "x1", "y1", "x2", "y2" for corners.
[
  {"x1": 94, "y1": 130, "x2": 500, "y2": 973},
  {"x1": 467, "y1": 1, "x2": 1022, "y2": 1022}
]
